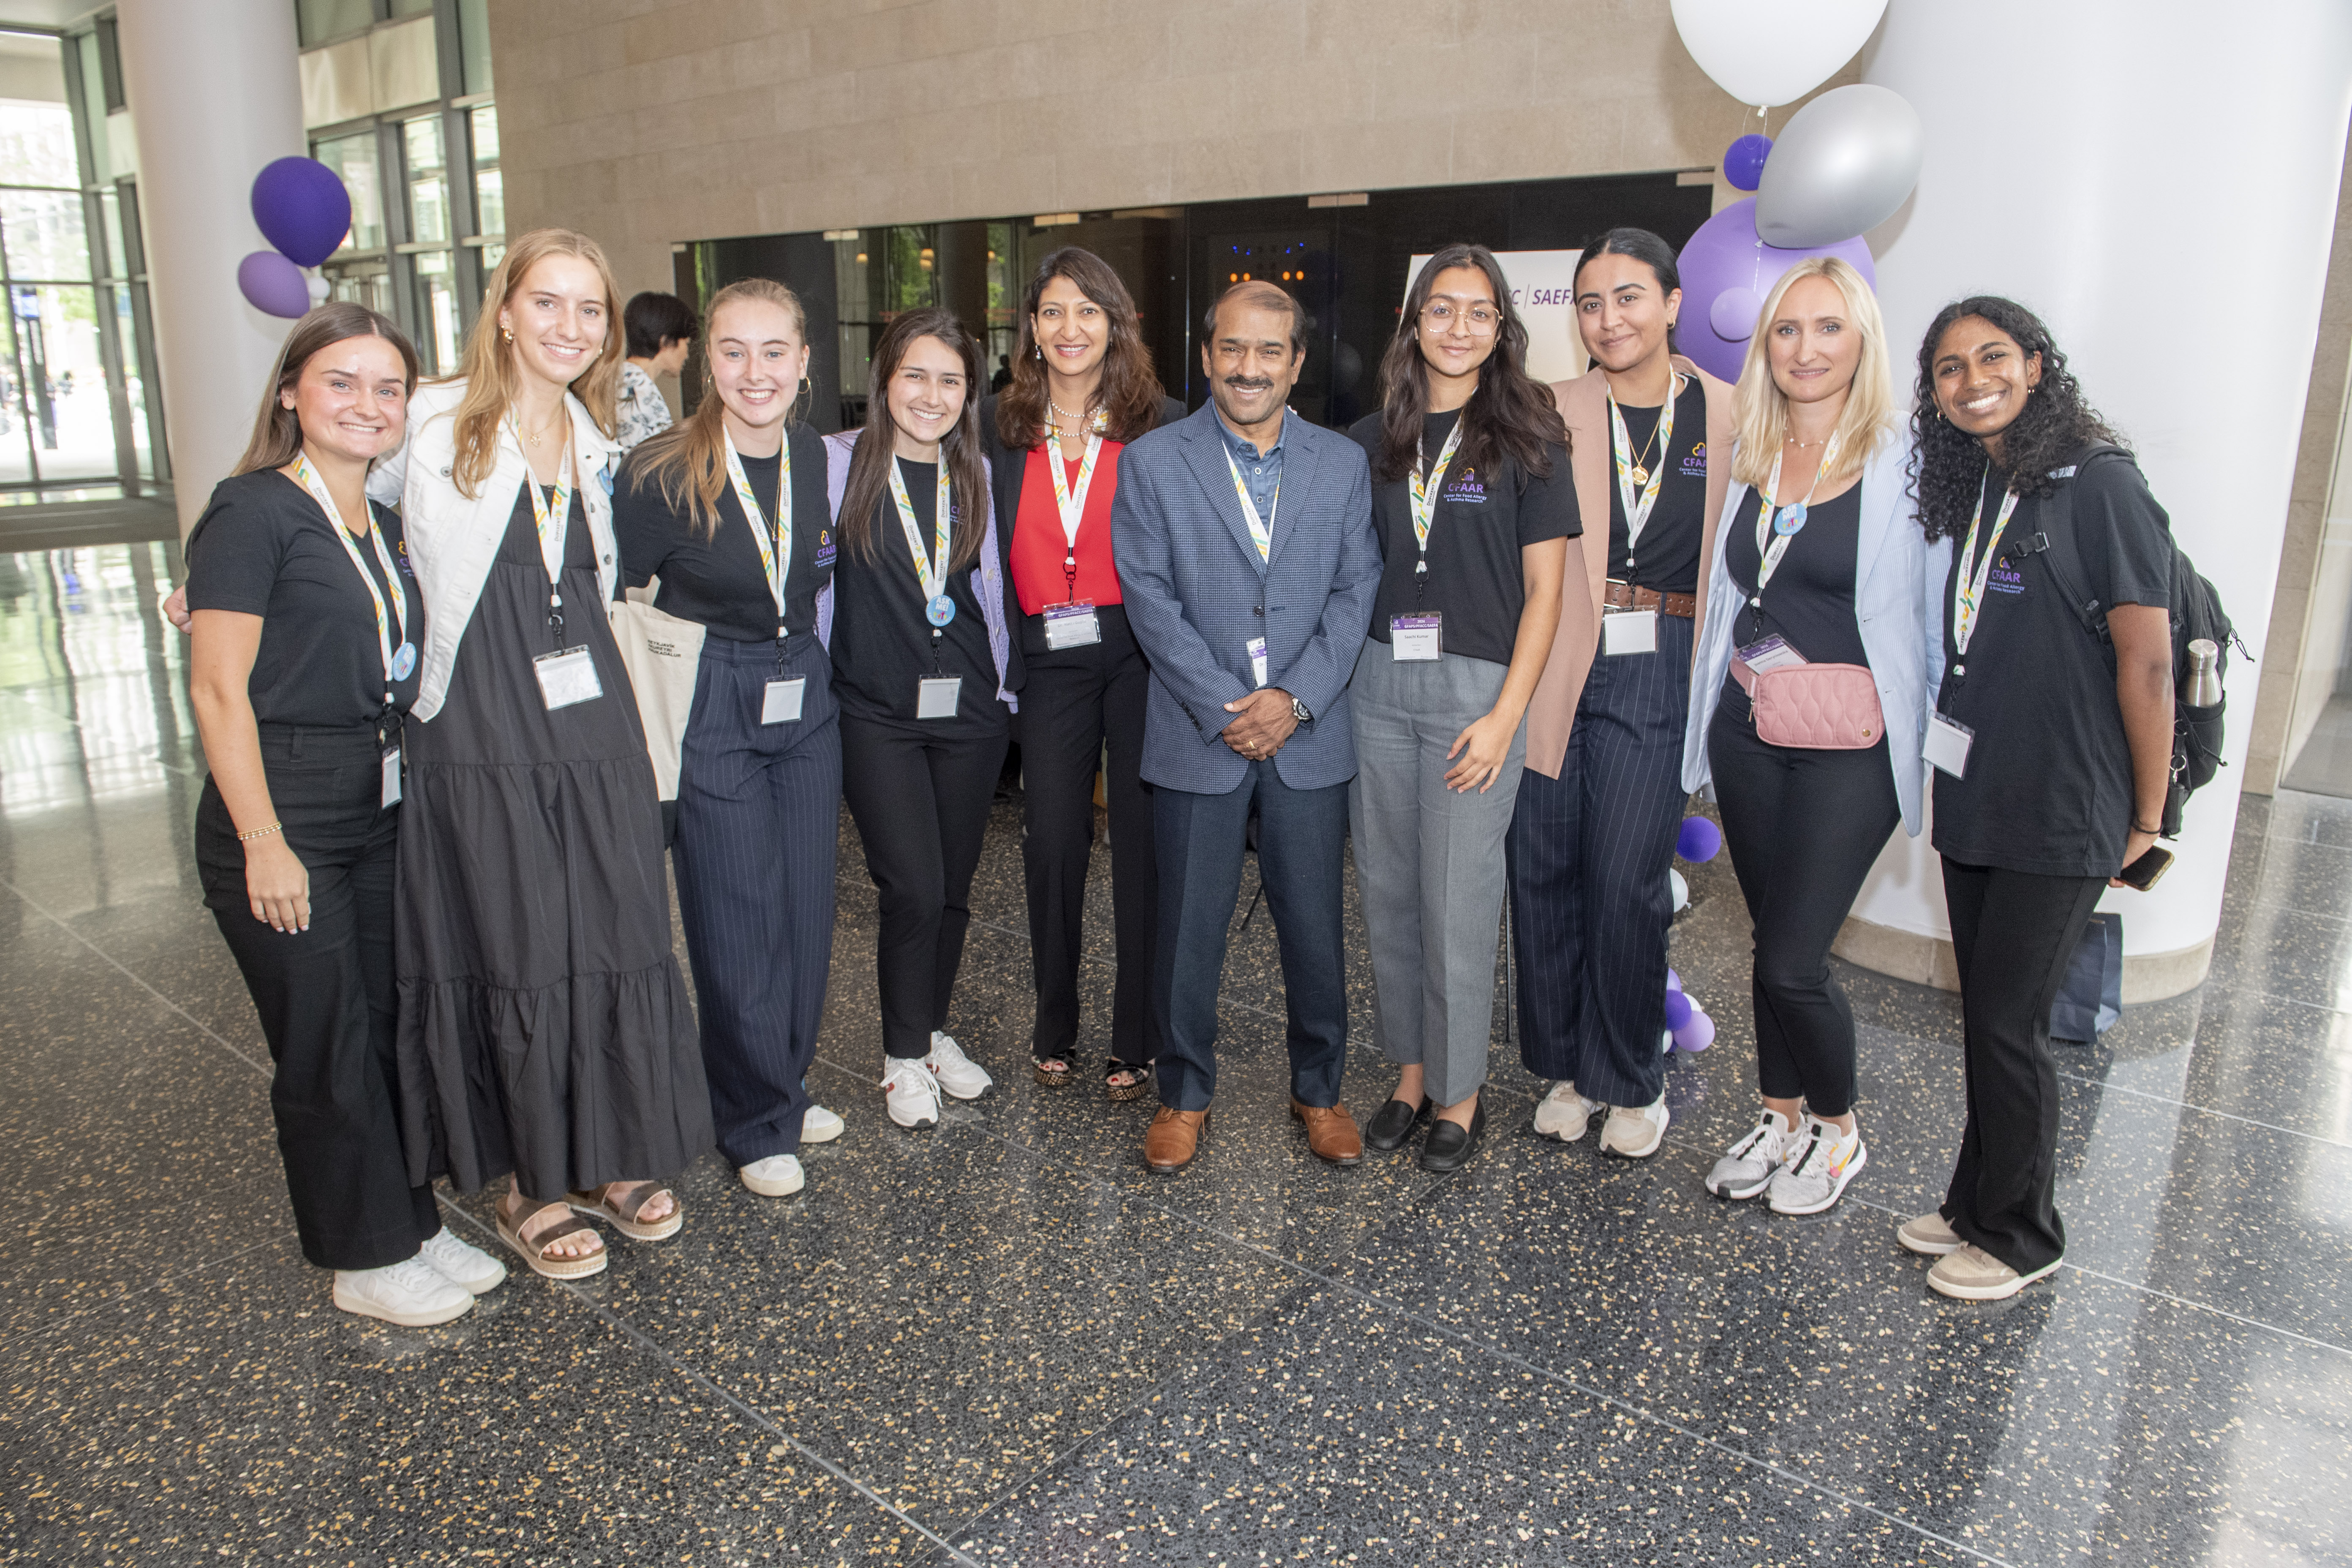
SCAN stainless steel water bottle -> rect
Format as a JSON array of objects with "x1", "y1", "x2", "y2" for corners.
[{"x1": 2186, "y1": 638, "x2": 2223, "y2": 708}]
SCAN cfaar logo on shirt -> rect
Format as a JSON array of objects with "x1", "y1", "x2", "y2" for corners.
[
  {"x1": 1681, "y1": 440, "x2": 1707, "y2": 479},
  {"x1": 1443, "y1": 466, "x2": 1487, "y2": 504},
  {"x1": 1988, "y1": 559, "x2": 2026, "y2": 595}
]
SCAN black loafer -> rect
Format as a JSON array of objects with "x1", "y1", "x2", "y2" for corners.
[
  {"x1": 1418, "y1": 1102, "x2": 1488, "y2": 1174},
  {"x1": 1363, "y1": 1096, "x2": 1431, "y2": 1152}
]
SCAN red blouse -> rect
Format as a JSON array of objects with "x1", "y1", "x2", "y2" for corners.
[{"x1": 1010, "y1": 440, "x2": 1127, "y2": 614}]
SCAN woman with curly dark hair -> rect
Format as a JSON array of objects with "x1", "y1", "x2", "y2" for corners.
[{"x1": 1898, "y1": 296, "x2": 2175, "y2": 1302}]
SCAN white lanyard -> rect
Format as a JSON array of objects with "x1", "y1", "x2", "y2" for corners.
[
  {"x1": 511, "y1": 413, "x2": 575, "y2": 586},
  {"x1": 887, "y1": 456, "x2": 953, "y2": 602},
  {"x1": 1751, "y1": 438, "x2": 1839, "y2": 595},
  {"x1": 723, "y1": 428, "x2": 792, "y2": 624},
  {"x1": 1952, "y1": 464, "x2": 2023, "y2": 656},
  {"x1": 293, "y1": 451, "x2": 406, "y2": 700},
  {"x1": 1045, "y1": 430, "x2": 1104, "y2": 554},
  {"x1": 1223, "y1": 448, "x2": 1276, "y2": 562},
  {"x1": 1606, "y1": 371, "x2": 1682, "y2": 552},
  {"x1": 1407, "y1": 416, "x2": 1465, "y2": 566}
]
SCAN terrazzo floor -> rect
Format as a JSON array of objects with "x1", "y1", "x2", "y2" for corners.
[{"x1": 2, "y1": 541, "x2": 2347, "y2": 1567}]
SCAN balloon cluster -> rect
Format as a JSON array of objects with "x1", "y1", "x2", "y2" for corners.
[
  {"x1": 1660, "y1": 817, "x2": 1722, "y2": 1054},
  {"x1": 1668, "y1": 0, "x2": 1925, "y2": 384},
  {"x1": 238, "y1": 157, "x2": 353, "y2": 319}
]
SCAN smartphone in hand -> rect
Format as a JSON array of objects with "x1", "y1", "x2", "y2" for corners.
[{"x1": 2117, "y1": 844, "x2": 2174, "y2": 891}]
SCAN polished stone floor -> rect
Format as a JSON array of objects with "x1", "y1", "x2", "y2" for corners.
[{"x1": 1, "y1": 540, "x2": 2347, "y2": 1567}]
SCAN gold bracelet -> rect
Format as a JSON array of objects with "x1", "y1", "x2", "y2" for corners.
[{"x1": 237, "y1": 821, "x2": 283, "y2": 842}]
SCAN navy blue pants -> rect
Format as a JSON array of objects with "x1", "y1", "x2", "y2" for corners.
[
  {"x1": 673, "y1": 633, "x2": 840, "y2": 1164},
  {"x1": 1152, "y1": 759, "x2": 1350, "y2": 1113},
  {"x1": 1506, "y1": 611, "x2": 1693, "y2": 1108}
]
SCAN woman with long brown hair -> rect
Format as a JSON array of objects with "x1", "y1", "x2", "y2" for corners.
[
  {"x1": 824, "y1": 306, "x2": 1015, "y2": 1132},
  {"x1": 614, "y1": 278, "x2": 840, "y2": 1199},
  {"x1": 369, "y1": 227, "x2": 711, "y2": 1278},
  {"x1": 980, "y1": 247, "x2": 1184, "y2": 1100}
]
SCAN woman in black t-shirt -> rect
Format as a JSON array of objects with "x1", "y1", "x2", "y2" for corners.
[
  {"x1": 185, "y1": 304, "x2": 506, "y2": 1328},
  {"x1": 824, "y1": 308, "x2": 1016, "y2": 1132},
  {"x1": 615, "y1": 279, "x2": 840, "y2": 1201},
  {"x1": 1345, "y1": 243, "x2": 1573, "y2": 1173},
  {"x1": 1900, "y1": 297, "x2": 2175, "y2": 1303}
]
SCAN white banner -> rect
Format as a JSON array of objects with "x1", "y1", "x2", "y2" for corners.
[{"x1": 1405, "y1": 249, "x2": 1586, "y2": 387}]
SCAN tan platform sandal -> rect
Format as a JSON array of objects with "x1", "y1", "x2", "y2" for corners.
[
  {"x1": 564, "y1": 1180, "x2": 683, "y2": 1242},
  {"x1": 497, "y1": 1197, "x2": 608, "y2": 1280}
]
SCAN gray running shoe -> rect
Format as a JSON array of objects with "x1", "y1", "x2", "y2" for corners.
[{"x1": 1704, "y1": 1108, "x2": 1798, "y2": 1199}]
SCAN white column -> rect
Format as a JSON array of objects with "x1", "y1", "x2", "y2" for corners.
[
  {"x1": 114, "y1": 0, "x2": 305, "y2": 537},
  {"x1": 1846, "y1": 0, "x2": 2352, "y2": 996}
]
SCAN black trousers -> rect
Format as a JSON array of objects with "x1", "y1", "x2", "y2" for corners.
[
  {"x1": 1941, "y1": 858, "x2": 2103, "y2": 1275},
  {"x1": 196, "y1": 722, "x2": 439, "y2": 1272},
  {"x1": 1015, "y1": 604, "x2": 1159, "y2": 1067},
  {"x1": 1708, "y1": 690, "x2": 1900, "y2": 1118},
  {"x1": 840, "y1": 713, "x2": 1010, "y2": 1062},
  {"x1": 674, "y1": 633, "x2": 840, "y2": 1163}
]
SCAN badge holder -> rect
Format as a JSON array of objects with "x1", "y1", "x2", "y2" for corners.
[
  {"x1": 1733, "y1": 634, "x2": 1807, "y2": 675},
  {"x1": 917, "y1": 594, "x2": 961, "y2": 719},
  {"x1": 1925, "y1": 711, "x2": 1974, "y2": 778},
  {"x1": 534, "y1": 589, "x2": 603, "y2": 710},
  {"x1": 1044, "y1": 601, "x2": 1100, "y2": 650},
  {"x1": 1602, "y1": 607, "x2": 1657, "y2": 656},
  {"x1": 1247, "y1": 635, "x2": 1269, "y2": 689},
  {"x1": 1390, "y1": 613, "x2": 1441, "y2": 661},
  {"x1": 762, "y1": 676, "x2": 806, "y2": 724}
]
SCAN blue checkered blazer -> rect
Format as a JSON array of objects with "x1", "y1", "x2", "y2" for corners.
[{"x1": 1111, "y1": 402, "x2": 1380, "y2": 794}]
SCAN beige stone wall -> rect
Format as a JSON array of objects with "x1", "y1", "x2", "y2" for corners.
[{"x1": 486, "y1": 0, "x2": 1822, "y2": 299}]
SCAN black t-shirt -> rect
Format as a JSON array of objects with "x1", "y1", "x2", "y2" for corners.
[
  {"x1": 1347, "y1": 408, "x2": 1579, "y2": 669},
  {"x1": 612, "y1": 425, "x2": 835, "y2": 641},
  {"x1": 830, "y1": 457, "x2": 1002, "y2": 733},
  {"x1": 185, "y1": 468, "x2": 422, "y2": 727},
  {"x1": 1933, "y1": 453, "x2": 2175, "y2": 878},
  {"x1": 1723, "y1": 483, "x2": 1869, "y2": 670},
  {"x1": 1606, "y1": 378, "x2": 1709, "y2": 593}
]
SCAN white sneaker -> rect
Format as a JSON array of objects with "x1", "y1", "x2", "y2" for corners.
[
  {"x1": 1531, "y1": 1081, "x2": 1605, "y2": 1143},
  {"x1": 332, "y1": 1256, "x2": 474, "y2": 1326},
  {"x1": 926, "y1": 1031, "x2": 994, "y2": 1100},
  {"x1": 882, "y1": 1058, "x2": 942, "y2": 1129},
  {"x1": 1599, "y1": 1096, "x2": 1670, "y2": 1158},
  {"x1": 1704, "y1": 1109, "x2": 1798, "y2": 1200},
  {"x1": 415, "y1": 1225, "x2": 506, "y2": 1294},
  {"x1": 740, "y1": 1153, "x2": 805, "y2": 1197},
  {"x1": 1768, "y1": 1119, "x2": 1867, "y2": 1215},
  {"x1": 800, "y1": 1103, "x2": 844, "y2": 1144}
]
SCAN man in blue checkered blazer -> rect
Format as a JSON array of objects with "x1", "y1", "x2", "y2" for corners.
[{"x1": 1111, "y1": 281, "x2": 1382, "y2": 1176}]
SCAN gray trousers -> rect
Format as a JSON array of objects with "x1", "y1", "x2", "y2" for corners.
[{"x1": 1347, "y1": 642, "x2": 1526, "y2": 1108}]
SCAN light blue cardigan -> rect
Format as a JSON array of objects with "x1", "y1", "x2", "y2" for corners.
[{"x1": 1679, "y1": 431, "x2": 1952, "y2": 837}]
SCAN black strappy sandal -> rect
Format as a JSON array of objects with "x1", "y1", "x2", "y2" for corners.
[
  {"x1": 1033, "y1": 1054, "x2": 1076, "y2": 1089},
  {"x1": 1105, "y1": 1059, "x2": 1154, "y2": 1103}
]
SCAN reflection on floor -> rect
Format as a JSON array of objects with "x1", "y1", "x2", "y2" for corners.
[
  {"x1": 2283, "y1": 691, "x2": 2352, "y2": 800},
  {"x1": 2, "y1": 542, "x2": 2347, "y2": 1566}
]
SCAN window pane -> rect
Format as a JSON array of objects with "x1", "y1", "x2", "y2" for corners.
[
  {"x1": 0, "y1": 306, "x2": 26, "y2": 485},
  {"x1": 76, "y1": 33, "x2": 109, "y2": 184},
  {"x1": 389, "y1": 0, "x2": 434, "y2": 14},
  {"x1": 479, "y1": 240, "x2": 504, "y2": 273},
  {"x1": 113, "y1": 287, "x2": 150, "y2": 481},
  {"x1": 313, "y1": 132, "x2": 384, "y2": 255},
  {"x1": 413, "y1": 249, "x2": 460, "y2": 373},
  {"x1": 458, "y1": 0, "x2": 494, "y2": 93},
  {"x1": 0, "y1": 191, "x2": 91, "y2": 282},
  {"x1": 324, "y1": 261, "x2": 392, "y2": 319},
  {"x1": 403, "y1": 116, "x2": 449, "y2": 245},
  {"x1": 97, "y1": 187, "x2": 125, "y2": 281},
  {"x1": 8, "y1": 284, "x2": 111, "y2": 481},
  {"x1": 297, "y1": 0, "x2": 374, "y2": 46},
  {"x1": 0, "y1": 90, "x2": 78, "y2": 189},
  {"x1": 468, "y1": 106, "x2": 501, "y2": 239}
]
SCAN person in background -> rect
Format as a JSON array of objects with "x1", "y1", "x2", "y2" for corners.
[
  {"x1": 1347, "y1": 243, "x2": 1572, "y2": 1174},
  {"x1": 1113, "y1": 280, "x2": 1382, "y2": 1176},
  {"x1": 1900, "y1": 296, "x2": 2172, "y2": 1301},
  {"x1": 615, "y1": 278, "x2": 841, "y2": 1200},
  {"x1": 1682, "y1": 256, "x2": 1934, "y2": 1220},
  {"x1": 981, "y1": 247, "x2": 1184, "y2": 1102},
  {"x1": 618, "y1": 290, "x2": 697, "y2": 452},
  {"x1": 991, "y1": 353, "x2": 1014, "y2": 393},
  {"x1": 1513, "y1": 229, "x2": 1734, "y2": 1162},
  {"x1": 185, "y1": 302, "x2": 506, "y2": 1326},
  {"x1": 824, "y1": 306, "x2": 1015, "y2": 1131}
]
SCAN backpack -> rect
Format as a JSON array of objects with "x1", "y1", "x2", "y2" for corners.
[{"x1": 2003, "y1": 443, "x2": 2246, "y2": 838}]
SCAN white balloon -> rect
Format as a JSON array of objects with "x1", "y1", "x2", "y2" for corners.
[
  {"x1": 1669, "y1": 868, "x2": 1690, "y2": 913},
  {"x1": 1669, "y1": 0, "x2": 1889, "y2": 109},
  {"x1": 305, "y1": 272, "x2": 331, "y2": 304},
  {"x1": 1755, "y1": 84, "x2": 1926, "y2": 247}
]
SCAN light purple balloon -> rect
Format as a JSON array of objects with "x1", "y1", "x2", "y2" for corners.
[
  {"x1": 1672, "y1": 1008, "x2": 1716, "y2": 1053},
  {"x1": 238, "y1": 250, "x2": 310, "y2": 318},
  {"x1": 1664, "y1": 988, "x2": 1694, "y2": 1031},
  {"x1": 1666, "y1": 967, "x2": 1683, "y2": 994},
  {"x1": 1674, "y1": 198, "x2": 1875, "y2": 384}
]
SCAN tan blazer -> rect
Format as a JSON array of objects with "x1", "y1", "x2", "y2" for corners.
[{"x1": 1522, "y1": 356, "x2": 1737, "y2": 780}]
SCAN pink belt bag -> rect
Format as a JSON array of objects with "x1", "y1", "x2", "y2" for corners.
[{"x1": 1731, "y1": 657, "x2": 1884, "y2": 750}]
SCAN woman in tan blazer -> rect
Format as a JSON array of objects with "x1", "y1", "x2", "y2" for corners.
[{"x1": 1508, "y1": 229, "x2": 1734, "y2": 1160}]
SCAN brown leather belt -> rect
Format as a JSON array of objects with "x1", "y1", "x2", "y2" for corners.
[{"x1": 1603, "y1": 580, "x2": 1696, "y2": 619}]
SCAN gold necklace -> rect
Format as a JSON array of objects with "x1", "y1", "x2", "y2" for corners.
[{"x1": 520, "y1": 411, "x2": 564, "y2": 447}]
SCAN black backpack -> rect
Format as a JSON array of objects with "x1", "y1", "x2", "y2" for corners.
[{"x1": 2004, "y1": 443, "x2": 2246, "y2": 838}]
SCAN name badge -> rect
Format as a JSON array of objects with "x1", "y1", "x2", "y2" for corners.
[
  {"x1": 1733, "y1": 634, "x2": 1808, "y2": 674},
  {"x1": 1247, "y1": 635, "x2": 1269, "y2": 689},
  {"x1": 1044, "y1": 602, "x2": 1101, "y2": 650},
  {"x1": 761, "y1": 677, "x2": 806, "y2": 725},
  {"x1": 1390, "y1": 613, "x2": 1441, "y2": 661},
  {"x1": 916, "y1": 675, "x2": 962, "y2": 720},
  {"x1": 1602, "y1": 607, "x2": 1657, "y2": 656},
  {"x1": 533, "y1": 646, "x2": 604, "y2": 710},
  {"x1": 380, "y1": 746, "x2": 402, "y2": 810},
  {"x1": 1925, "y1": 711, "x2": 1974, "y2": 778}
]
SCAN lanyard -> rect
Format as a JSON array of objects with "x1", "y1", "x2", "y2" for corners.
[
  {"x1": 723, "y1": 428, "x2": 792, "y2": 625},
  {"x1": 1606, "y1": 371, "x2": 1682, "y2": 553},
  {"x1": 1046, "y1": 430, "x2": 1104, "y2": 599},
  {"x1": 1223, "y1": 447, "x2": 1276, "y2": 562},
  {"x1": 293, "y1": 452, "x2": 405, "y2": 701},
  {"x1": 1952, "y1": 464, "x2": 2023, "y2": 656},
  {"x1": 1751, "y1": 438, "x2": 1839, "y2": 595},
  {"x1": 1407, "y1": 417, "x2": 1465, "y2": 573},
  {"x1": 511, "y1": 413, "x2": 575, "y2": 587},
  {"x1": 888, "y1": 456, "x2": 953, "y2": 602}
]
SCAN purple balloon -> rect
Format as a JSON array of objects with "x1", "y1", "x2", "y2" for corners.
[
  {"x1": 1666, "y1": 967, "x2": 1682, "y2": 994},
  {"x1": 251, "y1": 156, "x2": 353, "y2": 268},
  {"x1": 1723, "y1": 134, "x2": 1772, "y2": 192},
  {"x1": 238, "y1": 250, "x2": 311, "y2": 318},
  {"x1": 1672, "y1": 1008, "x2": 1716, "y2": 1053},
  {"x1": 1673, "y1": 199, "x2": 1876, "y2": 384},
  {"x1": 1664, "y1": 987, "x2": 1694, "y2": 1031},
  {"x1": 1677, "y1": 816, "x2": 1723, "y2": 863}
]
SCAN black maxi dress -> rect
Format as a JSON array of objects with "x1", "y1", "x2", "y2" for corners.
[{"x1": 395, "y1": 480, "x2": 712, "y2": 1198}]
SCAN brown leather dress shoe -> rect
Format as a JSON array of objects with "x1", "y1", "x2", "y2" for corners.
[
  {"x1": 1144, "y1": 1107, "x2": 1210, "y2": 1173},
  {"x1": 1290, "y1": 1100, "x2": 1364, "y2": 1166}
]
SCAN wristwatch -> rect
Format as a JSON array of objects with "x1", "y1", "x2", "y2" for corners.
[{"x1": 1290, "y1": 695, "x2": 1312, "y2": 724}]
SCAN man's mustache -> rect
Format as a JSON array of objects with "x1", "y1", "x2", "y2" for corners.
[{"x1": 1222, "y1": 376, "x2": 1275, "y2": 392}]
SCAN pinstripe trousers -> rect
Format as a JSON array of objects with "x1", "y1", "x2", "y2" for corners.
[
  {"x1": 673, "y1": 632, "x2": 841, "y2": 1164},
  {"x1": 1505, "y1": 611, "x2": 1693, "y2": 1108}
]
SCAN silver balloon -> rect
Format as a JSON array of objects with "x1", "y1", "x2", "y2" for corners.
[{"x1": 1754, "y1": 84, "x2": 1925, "y2": 248}]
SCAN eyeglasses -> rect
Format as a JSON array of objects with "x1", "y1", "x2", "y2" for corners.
[{"x1": 1421, "y1": 301, "x2": 1500, "y2": 334}]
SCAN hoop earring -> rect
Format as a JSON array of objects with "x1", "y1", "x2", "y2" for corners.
[{"x1": 799, "y1": 376, "x2": 812, "y2": 394}]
